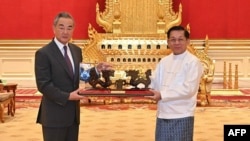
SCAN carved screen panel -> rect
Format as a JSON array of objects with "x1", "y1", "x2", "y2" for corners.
[{"x1": 120, "y1": 0, "x2": 158, "y2": 34}]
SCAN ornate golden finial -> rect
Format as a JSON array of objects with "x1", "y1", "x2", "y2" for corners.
[
  {"x1": 113, "y1": 0, "x2": 121, "y2": 21},
  {"x1": 157, "y1": 3, "x2": 165, "y2": 22},
  {"x1": 166, "y1": 3, "x2": 182, "y2": 31},
  {"x1": 96, "y1": 3, "x2": 112, "y2": 32},
  {"x1": 204, "y1": 35, "x2": 209, "y2": 53},
  {"x1": 186, "y1": 24, "x2": 190, "y2": 33}
]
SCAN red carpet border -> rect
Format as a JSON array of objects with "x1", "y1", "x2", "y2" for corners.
[
  {"x1": 14, "y1": 88, "x2": 250, "y2": 110},
  {"x1": 15, "y1": 88, "x2": 250, "y2": 98}
]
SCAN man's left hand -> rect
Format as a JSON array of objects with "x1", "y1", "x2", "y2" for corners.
[{"x1": 96, "y1": 62, "x2": 113, "y2": 72}]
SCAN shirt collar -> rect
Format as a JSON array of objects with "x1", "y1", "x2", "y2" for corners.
[
  {"x1": 54, "y1": 37, "x2": 69, "y2": 51},
  {"x1": 173, "y1": 50, "x2": 188, "y2": 59}
]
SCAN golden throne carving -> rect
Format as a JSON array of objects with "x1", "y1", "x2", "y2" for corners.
[
  {"x1": 83, "y1": 0, "x2": 215, "y2": 106},
  {"x1": 83, "y1": 0, "x2": 182, "y2": 66},
  {"x1": 187, "y1": 37, "x2": 215, "y2": 106}
]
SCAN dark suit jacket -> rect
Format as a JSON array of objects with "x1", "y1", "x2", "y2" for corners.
[{"x1": 35, "y1": 40, "x2": 82, "y2": 127}]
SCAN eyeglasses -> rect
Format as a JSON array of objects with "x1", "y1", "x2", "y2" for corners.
[{"x1": 168, "y1": 38, "x2": 186, "y2": 44}]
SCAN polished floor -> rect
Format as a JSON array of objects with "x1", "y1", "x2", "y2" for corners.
[{"x1": 1, "y1": 103, "x2": 250, "y2": 141}]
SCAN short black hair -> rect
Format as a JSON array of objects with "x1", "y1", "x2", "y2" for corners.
[{"x1": 166, "y1": 26, "x2": 190, "y2": 39}]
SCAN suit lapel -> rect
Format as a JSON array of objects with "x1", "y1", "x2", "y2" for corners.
[{"x1": 50, "y1": 41, "x2": 74, "y2": 80}]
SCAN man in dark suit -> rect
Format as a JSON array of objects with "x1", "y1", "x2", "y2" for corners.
[{"x1": 35, "y1": 12, "x2": 111, "y2": 141}]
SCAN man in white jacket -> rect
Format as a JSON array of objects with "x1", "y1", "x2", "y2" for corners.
[{"x1": 148, "y1": 26, "x2": 203, "y2": 141}]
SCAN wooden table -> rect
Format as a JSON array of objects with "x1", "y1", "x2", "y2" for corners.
[{"x1": 3, "y1": 83, "x2": 18, "y2": 115}]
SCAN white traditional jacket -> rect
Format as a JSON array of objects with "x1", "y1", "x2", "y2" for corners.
[{"x1": 150, "y1": 50, "x2": 203, "y2": 119}]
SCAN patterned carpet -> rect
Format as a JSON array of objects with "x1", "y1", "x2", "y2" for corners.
[
  {"x1": 0, "y1": 88, "x2": 249, "y2": 141},
  {"x1": 15, "y1": 88, "x2": 250, "y2": 108},
  {"x1": 1, "y1": 106, "x2": 250, "y2": 141}
]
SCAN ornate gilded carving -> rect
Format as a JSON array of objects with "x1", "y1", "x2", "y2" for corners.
[
  {"x1": 165, "y1": 4, "x2": 182, "y2": 32},
  {"x1": 83, "y1": 24, "x2": 106, "y2": 63},
  {"x1": 113, "y1": 1, "x2": 121, "y2": 21},
  {"x1": 84, "y1": 0, "x2": 215, "y2": 105},
  {"x1": 204, "y1": 35, "x2": 209, "y2": 53},
  {"x1": 95, "y1": 0, "x2": 182, "y2": 34},
  {"x1": 113, "y1": 1, "x2": 121, "y2": 33},
  {"x1": 85, "y1": 0, "x2": 184, "y2": 79},
  {"x1": 96, "y1": 3, "x2": 113, "y2": 32},
  {"x1": 85, "y1": 0, "x2": 182, "y2": 64},
  {"x1": 187, "y1": 40, "x2": 215, "y2": 106}
]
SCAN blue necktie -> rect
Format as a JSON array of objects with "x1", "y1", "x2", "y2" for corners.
[{"x1": 63, "y1": 46, "x2": 74, "y2": 79}]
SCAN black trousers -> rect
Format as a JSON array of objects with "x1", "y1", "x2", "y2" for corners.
[{"x1": 42, "y1": 122, "x2": 79, "y2": 141}]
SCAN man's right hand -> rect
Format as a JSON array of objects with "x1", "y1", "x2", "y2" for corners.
[{"x1": 68, "y1": 88, "x2": 86, "y2": 100}]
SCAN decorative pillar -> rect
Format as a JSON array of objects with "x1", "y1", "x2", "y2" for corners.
[
  {"x1": 234, "y1": 64, "x2": 238, "y2": 89},
  {"x1": 228, "y1": 63, "x2": 232, "y2": 89},
  {"x1": 223, "y1": 61, "x2": 227, "y2": 89}
]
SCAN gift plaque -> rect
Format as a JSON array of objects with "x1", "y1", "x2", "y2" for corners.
[{"x1": 78, "y1": 89, "x2": 154, "y2": 97}]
